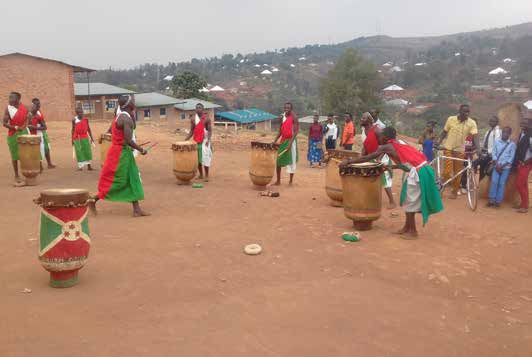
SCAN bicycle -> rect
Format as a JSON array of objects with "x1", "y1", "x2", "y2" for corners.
[{"x1": 430, "y1": 147, "x2": 478, "y2": 211}]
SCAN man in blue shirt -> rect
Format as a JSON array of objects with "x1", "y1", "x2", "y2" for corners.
[{"x1": 488, "y1": 126, "x2": 516, "y2": 207}]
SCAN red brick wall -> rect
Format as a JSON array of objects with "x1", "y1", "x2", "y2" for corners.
[{"x1": 0, "y1": 54, "x2": 76, "y2": 121}]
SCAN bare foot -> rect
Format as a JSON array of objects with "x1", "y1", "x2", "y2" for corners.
[
  {"x1": 133, "y1": 210, "x2": 151, "y2": 217},
  {"x1": 448, "y1": 192, "x2": 458, "y2": 200},
  {"x1": 48, "y1": 164, "x2": 56, "y2": 169},
  {"x1": 15, "y1": 176, "x2": 23, "y2": 183},
  {"x1": 87, "y1": 200, "x2": 98, "y2": 216},
  {"x1": 273, "y1": 181, "x2": 281, "y2": 186},
  {"x1": 387, "y1": 202, "x2": 397, "y2": 210},
  {"x1": 197, "y1": 175, "x2": 204, "y2": 180},
  {"x1": 87, "y1": 167, "x2": 94, "y2": 171},
  {"x1": 13, "y1": 181, "x2": 26, "y2": 187},
  {"x1": 203, "y1": 177, "x2": 209, "y2": 182},
  {"x1": 77, "y1": 168, "x2": 83, "y2": 171},
  {"x1": 393, "y1": 227, "x2": 409, "y2": 235}
]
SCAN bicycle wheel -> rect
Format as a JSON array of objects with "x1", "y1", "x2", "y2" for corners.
[{"x1": 466, "y1": 168, "x2": 478, "y2": 211}]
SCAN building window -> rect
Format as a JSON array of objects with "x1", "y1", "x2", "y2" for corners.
[
  {"x1": 105, "y1": 100, "x2": 117, "y2": 112},
  {"x1": 181, "y1": 113, "x2": 186, "y2": 120},
  {"x1": 160, "y1": 107, "x2": 167, "y2": 118},
  {"x1": 144, "y1": 109, "x2": 151, "y2": 120}
]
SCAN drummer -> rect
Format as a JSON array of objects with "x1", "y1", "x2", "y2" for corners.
[
  {"x1": 2, "y1": 92, "x2": 29, "y2": 186},
  {"x1": 273, "y1": 102, "x2": 299, "y2": 185},
  {"x1": 184, "y1": 103, "x2": 212, "y2": 182},
  {"x1": 92, "y1": 95, "x2": 149, "y2": 217},
  {"x1": 27, "y1": 98, "x2": 56, "y2": 170},
  {"x1": 340, "y1": 127, "x2": 443, "y2": 239}
]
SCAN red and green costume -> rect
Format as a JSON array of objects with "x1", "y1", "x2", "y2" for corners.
[
  {"x1": 6, "y1": 104, "x2": 29, "y2": 161},
  {"x1": 97, "y1": 114, "x2": 144, "y2": 202},
  {"x1": 30, "y1": 111, "x2": 51, "y2": 159},
  {"x1": 277, "y1": 112, "x2": 298, "y2": 171},
  {"x1": 39, "y1": 205, "x2": 91, "y2": 288},
  {"x1": 73, "y1": 116, "x2": 92, "y2": 167}
]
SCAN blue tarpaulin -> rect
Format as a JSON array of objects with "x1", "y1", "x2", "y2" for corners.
[{"x1": 216, "y1": 109, "x2": 276, "y2": 123}]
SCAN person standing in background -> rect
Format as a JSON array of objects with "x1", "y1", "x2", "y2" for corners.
[
  {"x1": 370, "y1": 109, "x2": 386, "y2": 129},
  {"x1": 418, "y1": 121, "x2": 437, "y2": 162},
  {"x1": 341, "y1": 113, "x2": 355, "y2": 150},
  {"x1": 323, "y1": 114, "x2": 338, "y2": 150},
  {"x1": 307, "y1": 113, "x2": 323, "y2": 167},
  {"x1": 487, "y1": 127, "x2": 516, "y2": 208},
  {"x1": 514, "y1": 117, "x2": 531, "y2": 214},
  {"x1": 475, "y1": 115, "x2": 501, "y2": 181},
  {"x1": 27, "y1": 98, "x2": 56, "y2": 171}
]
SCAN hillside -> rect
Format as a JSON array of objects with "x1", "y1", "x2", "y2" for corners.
[{"x1": 79, "y1": 22, "x2": 532, "y2": 128}]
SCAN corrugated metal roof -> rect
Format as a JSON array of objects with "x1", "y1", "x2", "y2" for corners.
[
  {"x1": 0, "y1": 52, "x2": 95, "y2": 72},
  {"x1": 135, "y1": 92, "x2": 182, "y2": 108},
  {"x1": 174, "y1": 98, "x2": 222, "y2": 111},
  {"x1": 75, "y1": 82, "x2": 135, "y2": 96},
  {"x1": 216, "y1": 109, "x2": 276, "y2": 123}
]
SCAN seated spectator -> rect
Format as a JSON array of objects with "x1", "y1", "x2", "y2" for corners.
[{"x1": 488, "y1": 127, "x2": 516, "y2": 207}]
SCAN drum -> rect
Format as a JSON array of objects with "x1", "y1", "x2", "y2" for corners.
[
  {"x1": 17, "y1": 134, "x2": 41, "y2": 186},
  {"x1": 340, "y1": 162, "x2": 384, "y2": 230},
  {"x1": 34, "y1": 189, "x2": 91, "y2": 288},
  {"x1": 172, "y1": 141, "x2": 198, "y2": 184},
  {"x1": 99, "y1": 133, "x2": 112, "y2": 166},
  {"x1": 249, "y1": 141, "x2": 279, "y2": 187},
  {"x1": 325, "y1": 150, "x2": 360, "y2": 207}
]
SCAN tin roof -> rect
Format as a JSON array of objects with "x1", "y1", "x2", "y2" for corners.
[
  {"x1": 135, "y1": 92, "x2": 182, "y2": 108},
  {"x1": 174, "y1": 98, "x2": 222, "y2": 111},
  {"x1": 75, "y1": 82, "x2": 135, "y2": 96},
  {"x1": 216, "y1": 108, "x2": 276, "y2": 123}
]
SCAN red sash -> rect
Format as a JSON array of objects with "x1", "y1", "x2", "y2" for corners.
[
  {"x1": 73, "y1": 117, "x2": 89, "y2": 140},
  {"x1": 363, "y1": 125, "x2": 379, "y2": 154},
  {"x1": 193, "y1": 114, "x2": 206, "y2": 144},
  {"x1": 280, "y1": 113, "x2": 294, "y2": 142},
  {"x1": 389, "y1": 139, "x2": 427, "y2": 166},
  {"x1": 30, "y1": 111, "x2": 45, "y2": 135},
  {"x1": 8, "y1": 104, "x2": 28, "y2": 136}
]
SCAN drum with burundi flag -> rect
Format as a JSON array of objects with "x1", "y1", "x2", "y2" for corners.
[{"x1": 35, "y1": 189, "x2": 91, "y2": 288}]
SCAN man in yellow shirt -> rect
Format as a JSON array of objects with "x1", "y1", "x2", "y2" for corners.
[{"x1": 438, "y1": 104, "x2": 479, "y2": 199}]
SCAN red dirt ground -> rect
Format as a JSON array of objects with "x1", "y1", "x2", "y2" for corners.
[{"x1": 1, "y1": 121, "x2": 531, "y2": 357}]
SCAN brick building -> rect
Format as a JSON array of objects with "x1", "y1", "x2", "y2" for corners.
[
  {"x1": 135, "y1": 92, "x2": 182, "y2": 122},
  {"x1": 75, "y1": 82, "x2": 135, "y2": 120},
  {"x1": 0, "y1": 53, "x2": 94, "y2": 121}
]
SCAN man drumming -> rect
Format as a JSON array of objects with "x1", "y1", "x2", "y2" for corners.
[
  {"x1": 341, "y1": 127, "x2": 443, "y2": 239},
  {"x1": 184, "y1": 103, "x2": 212, "y2": 181},
  {"x1": 361, "y1": 112, "x2": 397, "y2": 209},
  {"x1": 27, "y1": 98, "x2": 56, "y2": 170},
  {"x1": 3, "y1": 92, "x2": 29, "y2": 186},
  {"x1": 92, "y1": 95, "x2": 149, "y2": 217},
  {"x1": 273, "y1": 102, "x2": 299, "y2": 185}
]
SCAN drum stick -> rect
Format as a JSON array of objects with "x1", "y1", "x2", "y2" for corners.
[
  {"x1": 278, "y1": 148, "x2": 288, "y2": 157},
  {"x1": 138, "y1": 141, "x2": 151, "y2": 147},
  {"x1": 145, "y1": 142, "x2": 159, "y2": 152}
]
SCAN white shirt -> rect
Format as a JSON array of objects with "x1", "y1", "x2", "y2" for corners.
[
  {"x1": 482, "y1": 125, "x2": 502, "y2": 154},
  {"x1": 374, "y1": 118, "x2": 386, "y2": 129},
  {"x1": 325, "y1": 123, "x2": 338, "y2": 140}
]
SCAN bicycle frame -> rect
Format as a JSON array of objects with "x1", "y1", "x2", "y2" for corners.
[{"x1": 433, "y1": 154, "x2": 473, "y2": 189}]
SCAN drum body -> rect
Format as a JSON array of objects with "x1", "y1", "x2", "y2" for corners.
[
  {"x1": 340, "y1": 163, "x2": 384, "y2": 230},
  {"x1": 99, "y1": 133, "x2": 112, "y2": 166},
  {"x1": 35, "y1": 189, "x2": 91, "y2": 288},
  {"x1": 172, "y1": 141, "x2": 198, "y2": 184},
  {"x1": 17, "y1": 135, "x2": 41, "y2": 185},
  {"x1": 249, "y1": 142, "x2": 279, "y2": 187},
  {"x1": 325, "y1": 150, "x2": 360, "y2": 207}
]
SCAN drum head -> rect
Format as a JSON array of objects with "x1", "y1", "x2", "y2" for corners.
[
  {"x1": 251, "y1": 141, "x2": 279, "y2": 150},
  {"x1": 40, "y1": 189, "x2": 90, "y2": 208},
  {"x1": 172, "y1": 141, "x2": 196, "y2": 151},
  {"x1": 17, "y1": 134, "x2": 41, "y2": 144}
]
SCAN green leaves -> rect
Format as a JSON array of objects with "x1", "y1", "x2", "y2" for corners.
[{"x1": 170, "y1": 71, "x2": 208, "y2": 100}]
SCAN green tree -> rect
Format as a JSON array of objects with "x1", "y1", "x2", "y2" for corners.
[
  {"x1": 319, "y1": 49, "x2": 381, "y2": 114},
  {"x1": 170, "y1": 71, "x2": 208, "y2": 99}
]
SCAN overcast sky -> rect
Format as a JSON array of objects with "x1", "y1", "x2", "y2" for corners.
[{"x1": 1, "y1": 0, "x2": 531, "y2": 69}]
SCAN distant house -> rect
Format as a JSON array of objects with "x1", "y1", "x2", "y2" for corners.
[
  {"x1": 489, "y1": 67, "x2": 508, "y2": 75},
  {"x1": 383, "y1": 84, "x2": 404, "y2": 98},
  {"x1": 298, "y1": 115, "x2": 328, "y2": 124},
  {"x1": 174, "y1": 98, "x2": 221, "y2": 123},
  {"x1": 210, "y1": 85, "x2": 225, "y2": 92},
  {"x1": 75, "y1": 82, "x2": 135, "y2": 120},
  {"x1": 390, "y1": 66, "x2": 403, "y2": 73},
  {"x1": 524, "y1": 100, "x2": 532, "y2": 110},
  {"x1": 134, "y1": 92, "x2": 182, "y2": 121},
  {"x1": 216, "y1": 108, "x2": 276, "y2": 131},
  {"x1": 261, "y1": 70, "x2": 272, "y2": 75},
  {"x1": 385, "y1": 98, "x2": 409, "y2": 108},
  {"x1": 0, "y1": 52, "x2": 94, "y2": 121}
]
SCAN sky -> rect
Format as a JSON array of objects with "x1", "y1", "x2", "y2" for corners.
[{"x1": 1, "y1": 0, "x2": 531, "y2": 69}]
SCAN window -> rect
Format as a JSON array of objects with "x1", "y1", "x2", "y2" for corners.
[
  {"x1": 105, "y1": 100, "x2": 117, "y2": 112},
  {"x1": 143, "y1": 109, "x2": 151, "y2": 120},
  {"x1": 181, "y1": 113, "x2": 186, "y2": 120},
  {"x1": 160, "y1": 107, "x2": 167, "y2": 118},
  {"x1": 78, "y1": 101, "x2": 95, "y2": 114}
]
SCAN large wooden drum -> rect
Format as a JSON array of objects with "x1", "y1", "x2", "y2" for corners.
[
  {"x1": 172, "y1": 141, "x2": 198, "y2": 184},
  {"x1": 249, "y1": 141, "x2": 279, "y2": 187},
  {"x1": 17, "y1": 134, "x2": 41, "y2": 186},
  {"x1": 34, "y1": 189, "x2": 91, "y2": 288},
  {"x1": 340, "y1": 162, "x2": 384, "y2": 230},
  {"x1": 325, "y1": 150, "x2": 360, "y2": 207},
  {"x1": 99, "y1": 133, "x2": 112, "y2": 166}
]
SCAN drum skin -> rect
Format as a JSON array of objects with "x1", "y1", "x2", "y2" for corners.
[
  {"x1": 249, "y1": 142, "x2": 279, "y2": 187},
  {"x1": 172, "y1": 141, "x2": 198, "y2": 184},
  {"x1": 340, "y1": 163, "x2": 384, "y2": 230},
  {"x1": 99, "y1": 133, "x2": 112, "y2": 166},
  {"x1": 35, "y1": 189, "x2": 91, "y2": 288},
  {"x1": 325, "y1": 150, "x2": 360, "y2": 207},
  {"x1": 17, "y1": 135, "x2": 41, "y2": 185}
]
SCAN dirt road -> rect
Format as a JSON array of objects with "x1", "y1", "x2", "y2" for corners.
[{"x1": 1, "y1": 121, "x2": 531, "y2": 357}]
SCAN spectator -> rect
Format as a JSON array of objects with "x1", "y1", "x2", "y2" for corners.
[
  {"x1": 418, "y1": 121, "x2": 437, "y2": 161},
  {"x1": 514, "y1": 117, "x2": 532, "y2": 214},
  {"x1": 370, "y1": 109, "x2": 386, "y2": 129},
  {"x1": 323, "y1": 114, "x2": 338, "y2": 150},
  {"x1": 475, "y1": 115, "x2": 502, "y2": 181},
  {"x1": 341, "y1": 112, "x2": 355, "y2": 150},
  {"x1": 307, "y1": 114, "x2": 324, "y2": 167},
  {"x1": 438, "y1": 104, "x2": 480, "y2": 199},
  {"x1": 487, "y1": 127, "x2": 516, "y2": 208}
]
